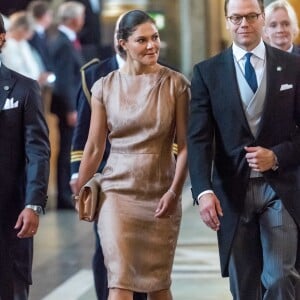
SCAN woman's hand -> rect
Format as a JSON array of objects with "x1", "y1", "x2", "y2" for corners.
[{"x1": 154, "y1": 190, "x2": 178, "y2": 218}]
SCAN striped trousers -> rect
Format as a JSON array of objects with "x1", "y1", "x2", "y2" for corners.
[{"x1": 228, "y1": 177, "x2": 300, "y2": 300}]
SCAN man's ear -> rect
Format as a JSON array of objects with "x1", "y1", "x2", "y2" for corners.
[{"x1": 225, "y1": 18, "x2": 230, "y2": 31}]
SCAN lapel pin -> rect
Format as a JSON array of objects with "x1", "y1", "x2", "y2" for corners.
[
  {"x1": 3, "y1": 85, "x2": 9, "y2": 91},
  {"x1": 276, "y1": 66, "x2": 282, "y2": 71}
]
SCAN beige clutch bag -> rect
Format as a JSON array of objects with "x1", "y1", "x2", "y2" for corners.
[{"x1": 77, "y1": 173, "x2": 102, "y2": 222}]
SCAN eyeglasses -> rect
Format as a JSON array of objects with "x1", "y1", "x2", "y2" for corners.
[{"x1": 227, "y1": 13, "x2": 262, "y2": 25}]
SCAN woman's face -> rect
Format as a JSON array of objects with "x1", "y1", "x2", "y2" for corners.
[
  {"x1": 264, "y1": 8, "x2": 294, "y2": 51},
  {"x1": 120, "y1": 21, "x2": 160, "y2": 66}
]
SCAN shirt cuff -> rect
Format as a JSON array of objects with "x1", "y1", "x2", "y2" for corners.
[
  {"x1": 71, "y1": 173, "x2": 79, "y2": 180},
  {"x1": 197, "y1": 190, "x2": 214, "y2": 202}
]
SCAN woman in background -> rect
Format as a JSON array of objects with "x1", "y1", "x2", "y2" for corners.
[
  {"x1": 264, "y1": 0, "x2": 300, "y2": 54},
  {"x1": 1, "y1": 11, "x2": 51, "y2": 85},
  {"x1": 76, "y1": 9, "x2": 190, "y2": 300}
]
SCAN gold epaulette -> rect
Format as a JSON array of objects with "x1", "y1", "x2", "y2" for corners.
[
  {"x1": 172, "y1": 143, "x2": 178, "y2": 155},
  {"x1": 71, "y1": 150, "x2": 84, "y2": 163},
  {"x1": 80, "y1": 58, "x2": 100, "y2": 72},
  {"x1": 80, "y1": 58, "x2": 100, "y2": 106}
]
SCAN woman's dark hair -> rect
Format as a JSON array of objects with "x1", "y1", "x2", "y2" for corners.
[{"x1": 117, "y1": 10, "x2": 156, "y2": 56}]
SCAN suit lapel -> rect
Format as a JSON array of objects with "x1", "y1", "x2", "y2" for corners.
[
  {"x1": 256, "y1": 45, "x2": 285, "y2": 139},
  {"x1": 0, "y1": 65, "x2": 16, "y2": 111}
]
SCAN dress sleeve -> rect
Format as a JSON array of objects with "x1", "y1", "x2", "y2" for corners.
[
  {"x1": 91, "y1": 77, "x2": 104, "y2": 104},
  {"x1": 175, "y1": 73, "x2": 191, "y2": 99}
]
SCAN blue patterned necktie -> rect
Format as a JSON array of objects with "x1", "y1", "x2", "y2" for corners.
[{"x1": 245, "y1": 52, "x2": 258, "y2": 93}]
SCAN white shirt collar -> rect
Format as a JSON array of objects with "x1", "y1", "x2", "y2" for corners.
[
  {"x1": 287, "y1": 44, "x2": 294, "y2": 53},
  {"x1": 232, "y1": 39, "x2": 266, "y2": 62},
  {"x1": 58, "y1": 24, "x2": 76, "y2": 42},
  {"x1": 34, "y1": 24, "x2": 45, "y2": 35}
]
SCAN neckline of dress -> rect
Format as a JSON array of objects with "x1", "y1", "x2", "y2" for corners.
[{"x1": 118, "y1": 66, "x2": 165, "y2": 77}]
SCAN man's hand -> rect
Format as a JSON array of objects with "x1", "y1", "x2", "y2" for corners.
[
  {"x1": 245, "y1": 146, "x2": 277, "y2": 172},
  {"x1": 66, "y1": 111, "x2": 77, "y2": 127},
  {"x1": 199, "y1": 193, "x2": 223, "y2": 231},
  {"x1": 69, "y1": 178, "x2": 80, "y2": 212},
  {"x1": 14, "y1": 208, "x2": 39, "y2": 238}
]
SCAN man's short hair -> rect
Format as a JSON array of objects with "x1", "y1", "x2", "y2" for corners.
[
  {"x1": 224, "y1": 0, "x2": 264, "y2": 16},
  {"x1": 27, "y1": 0, "x2": 50, "y2": 20},
  {"x1": 57, "y1": 1, "x2": 85, "y2": 23}
]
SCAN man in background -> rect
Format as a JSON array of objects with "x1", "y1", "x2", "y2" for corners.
[
  {"x1": 48, "y1": 1, "x2": 85, "y2": 209},
  {"x1": 27, "y1": 0, "x2": 53, "y2": 74},
  {"x1": 67, "y1": 0, "x2": 102, "y2": 62}
]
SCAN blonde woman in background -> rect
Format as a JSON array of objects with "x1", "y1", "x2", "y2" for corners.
[
  {"x1": 264, "y1": 0, "x2": 300, "y2": 54},
  {"x1": 1, "y1": 11, "x2": 51, "y2": 85}
]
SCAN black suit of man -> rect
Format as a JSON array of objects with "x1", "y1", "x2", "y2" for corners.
[
  {"x1": 188, "y1": 44, "x2": 300, "y2": 290},
  {"x1": 66, "y1": 0, "x2": 102, "y2": 61},
  {"x1": 292, "y1": 45, "x2": 300, "y2": 55},
  {"x1": 71, "y1": 56, "x2": 146, "y2": 300},
  {"x1": 28, "y1": 31, "x2": 52, "y2": 72},
  {"x1": 49, "y1": 29, "x2": 84, "y2": 208},
  {"x1": 0, "y1": 64, "x2": 50, "y2": 299}
]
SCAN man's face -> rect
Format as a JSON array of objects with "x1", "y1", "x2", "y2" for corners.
[{"x1": 226, "y1": 0, "x2": 265, "y2": 51}]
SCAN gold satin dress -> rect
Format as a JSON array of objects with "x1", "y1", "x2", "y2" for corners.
[{"x1": 91, "y1": 66, "x2": 190, "y2": 292}]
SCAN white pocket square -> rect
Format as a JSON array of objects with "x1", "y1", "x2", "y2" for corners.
[
  {"x1": 2, "y1": 97, "x2": 19, "y2": 110},
  {"x1": 280, "y1": 84, "x2": 293, "y2": 91}
]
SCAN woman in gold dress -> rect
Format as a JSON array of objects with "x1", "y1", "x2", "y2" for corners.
[{"x1": 76, "y1": 10, "x2": 190, "y2": 300}]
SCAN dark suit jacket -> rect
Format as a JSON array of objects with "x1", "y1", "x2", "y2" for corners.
[
  {"x1": 48, "y1": 30, "x2": 84, "y2": 116},
  {"x1": 74, "y1": 0, "x2": 101, "y2": 47},
  {"x1": 292, "y1": 45, "x2": 300, "y2": 55},
  {"x1": 28, "y1": 31, "x2": 52, "y2": 72},
  {"x1": 188, "y1": 44, "x2": 300, "y2": 277},
  {"x1": 71, "y1": 56, "x2": 118, "y2": 175},
  {"x1": 0, "y1": 64, "x2": 50, "y2": 294}
]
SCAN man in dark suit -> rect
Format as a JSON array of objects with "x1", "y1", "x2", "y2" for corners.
[
  {"x1": 188, "y1": 0, "x2": 300, "y2": 299},
  {"x1": 0, "y1": 14, "x2": 50, "y2": 300},
  {"x1": 48, "y1": 1, "x2": 85, "y2": 209},
  {"x1": 27, "y1": 0, "x2": 53, "y2": 73},
  {"x1": 66, "y1": 0, "x2": 102, "y2": 62}
]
